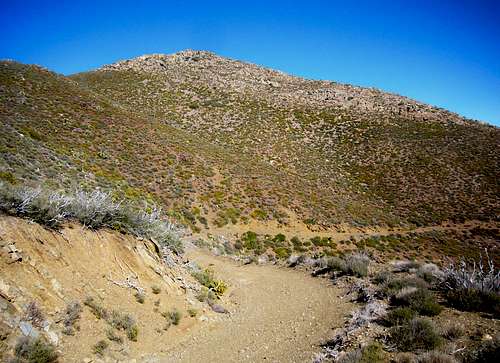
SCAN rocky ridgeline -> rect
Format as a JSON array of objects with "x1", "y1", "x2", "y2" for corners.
[{"x1": 98, "y1": 50, "x2": 478, "y2": 127}]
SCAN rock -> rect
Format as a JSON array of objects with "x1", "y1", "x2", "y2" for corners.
[
  {"x1": 50, "y1": 279, "x2": 64, "y2": 298},
  {"x1": 83, "y1": 358, "x2": 93, "y2": 363},
  {"x1": 19, "y1": 321, "x2": 39, "y2": 338},
  {"x1": 46, "y1": 330, "x2": 59, "y2": 346},
  {"x1": 482, "y1": 334, "x2": 493, "y2": 341},
  {"x1": 7, "y1": 252, "x2": 22, "y2": 263},
  {"x1": 257, "y1": 255, "x2": 269, "y2": 265},
  {"x1": 0, "y1": 279, "x2": 14, "y2": 302},
  {"x1": 208, "y1": 301, "x2": 229, "y2": 314},
  {"x1": 198, "y1": 315, "x2": 209, "y2": 322}
]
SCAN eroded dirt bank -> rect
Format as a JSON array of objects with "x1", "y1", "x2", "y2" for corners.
[{"x1": 0, "y1": 216, "x2": 353, "y2": 362}]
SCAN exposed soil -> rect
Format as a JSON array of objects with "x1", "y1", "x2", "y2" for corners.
[{"x1": 155, "y1": 248, "x2": 354, "y2": 363}]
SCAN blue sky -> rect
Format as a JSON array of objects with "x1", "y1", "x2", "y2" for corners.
[{"x1": 1, "y1": 0, "x2": 499, "y2": 125}]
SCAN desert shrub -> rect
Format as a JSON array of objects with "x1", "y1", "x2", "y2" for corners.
[
  {"x1": 196, "y1": 287, "x2": 216, "y2": 302},
  {"x1": 13, "y1": 336, "x2": 58, "y2": 363},
  {"x1": 23, "y1": 302, "x2": 45, "y2": 328},
  {"x1": 417, "y1": 263, "x2": 444, "y2": 284},
  {"x1": 384, "y1": 307, "x2": 417, "y2": 326},
  {"x1": 0, "y1": 183, "x2": 182, "y2": 253},
  {"x1": 441, "y1": 250, "x2": 499, "y2": 294},
  {"x1": 151, "y1": 286, "x2": 161, "y2": 294},
  {"x1": 418, "y1": 351, "x2": 457, "y2": 363},
  {"x1": 192, "y1": 268, "x2": 227, "y2": 298},
  {"x1": 463, "y1": 336, "x2": 500, "y2": 363},
  {"x1": 327, "y1": 253, "x2": 370, "y2": 277},
  {"x1": 445, "y1": 288, "x2": 500, "y2": 317},
  {"x1": 0, "y1": 171, "x2": 17, "y2": 184},
  {"x1": 338, "y1": 341, "x2": 386, "y2": 363},
  {"x1": 127, "y1": 325, "x2": 138, "y2": 341},
  {"x1": 62, "y1": 301, "x2": 82, "y2": 335},
  {"x1": 372, "y1": 270, "x2": 393, "y2": 285},
  {"x1": 381, "y1": 277, "x2": 429, "y2": 298},
  {"x1": 241, "y1": 231, "x2": 259, "y2": 249},
  {"x1": 93, "y1": 340, "x2": 108, "y2": 356},
  {"x1": 392, "y1": 260, "x2": 421, "y2": 273},
  {"x1": 344, "y1": 253, "x2": 370, "y2": 277},
  {"x1": 134, "y1": 292, "x2": 145, "y2": 304},
  {"x1": 394, "y1": 353, "x2": 417, "y2": 363},
  {"x1": 108, "y1": 311, "x2": 135, "y2": 332},
  {"x1": 187, "y1": 308, "x2": 197, "y2": 317},
  {"x1": 106, "y1": 328, "x2": 123, "y2": 344},
  {"x1": 84, "y1": 297, "x2": 108, "y2": 320},
  {"x1": 163, "y1": 309, "x2": 182, "y2": 325},
  {"x1": 83, "y1": 300, "x2": 138, "y2": 342},
  {"x1": 441, "y1": 252, "x2": 500, "y2": 317},
  {"x1": 390, "y1": 318, "x2": 443, "y2": 351},
  {"x1": 440, "y1": 323, "x2": 464, "y2": 340},
  {"x1": 391, "y1": 288, "x2": 442, "y2": 316},
  {"x1": 273, "y1": 246, "x2": 292, "y2": 259}
]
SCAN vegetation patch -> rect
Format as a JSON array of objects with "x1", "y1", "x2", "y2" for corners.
[
  {"x1": 327, "y1": 253, "x2": 370, "y2": 277},
  {"x1": 192, "y1": 268, "x2": 227, "y2": 298},
  {"x1": 390, "y1": 288, "x2": 442, "y2": 316},
  {"x1": 0, "y1": 183, "x2": 183, "y2": 253},
  {"x1": 338, "y1": 341, "x2": 387, "y2": 363},
  {"x1": 12, "y1": 336, "x2": 58, "y2": 363},
  {"x1": 61, "y1": 301, "x2": 82, "y2": 336},
  {"x1": 390, "y1": 318, "x2": 443, "y2": 352}
]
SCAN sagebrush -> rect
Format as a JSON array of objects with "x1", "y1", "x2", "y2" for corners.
[{"x1": 0, "y1": 183, "x2": 183, "y2": 253}]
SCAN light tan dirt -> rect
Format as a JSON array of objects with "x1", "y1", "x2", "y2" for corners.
[
  {"x1": 0, "y1": 216, "x2": 355, "y2": 363},
  {"x1": 155, "y1": 248, "x2": 354, "y2": 363}
]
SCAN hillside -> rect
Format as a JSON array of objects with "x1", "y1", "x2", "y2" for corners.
[
  {"x1": 1, "y1": 51, "x2": 499, "y2": 234},
  {"x1": 1, "y1": 50, "x2": 499, "y2": 362}
]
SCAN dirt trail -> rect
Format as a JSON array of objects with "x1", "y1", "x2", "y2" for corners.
[{"x1": 155, "y1": 248, "x2": 354, "y2": 363}]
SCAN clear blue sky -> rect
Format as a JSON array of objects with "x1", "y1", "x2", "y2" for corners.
[{"x1": 1, "y1": 0, "x2": 499, "y2": 125}]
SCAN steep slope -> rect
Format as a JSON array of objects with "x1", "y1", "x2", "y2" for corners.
[
  {"x1": 0, "y1": 216, "x2": 195, "y2": 362},
  {"x1": 1, "y1": 50, "x2": 499, "y2": 233},
  {"x1": 72, "y1": 50, "x2": 499, "y2": 227}
]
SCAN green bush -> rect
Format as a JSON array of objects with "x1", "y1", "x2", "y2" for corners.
[
  {"x1": 127, "y1": 325, "x2": 138, "y2": 341},
  {"x1": 391, "y1": 288, "x2": 442, "y2": 316},
  {"x1": 134, "y1": 292, "x2": 145, "y2": 304},
  {"x1": 84, "y1": 297, "x2": 108, "y2": 320},
  {"x1": 327, "y1": 253, "x2": 370, "y2": 277},
  {"x1": 163, "y1": 308, "x2": 182, "y2": 325},
  {"x1": 390, "y1": 318, "x2": 443, "y2": 351},
  {"x1": 338, "y1": 341, "x2": 387, "y2": 363},
  {"x1": 93, "y1": 340, "x2": 108, "y2": 356},
  {"x1": 274, "y1": 247, "x2": 291, "y2": 259},
  {"x1": 372, "y1": 270, "x2": 393, "y2": 285},
  {"x1": 445, "y1": 288, "x2": 500, "y2": 317},
  {"x1": 384, "y1": 307, "x2": 417, "y2": 326},
  {"x1": 13, "y1": 337, "x2": 58, "y2": 363},
  {"x1": 192, "y1": 268, "x2": 227, "y2": 298}
]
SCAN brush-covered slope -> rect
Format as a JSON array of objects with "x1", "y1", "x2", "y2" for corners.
[{"x1": 1, "y1": 50, "x2": 499, "y2": 231}]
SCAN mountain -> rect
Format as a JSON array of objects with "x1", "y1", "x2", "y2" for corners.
[{"x1": 1, "y1": 50, "x2": 499, "y2": 232}]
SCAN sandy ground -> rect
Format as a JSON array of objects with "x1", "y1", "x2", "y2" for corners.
[{"x1": 154, "y1": 248, "x2": 354, "y2": 363}]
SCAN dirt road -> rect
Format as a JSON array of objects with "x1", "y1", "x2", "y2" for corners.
[{"x1": 157, "y1": 248, "x2": 353, "y2": 363}]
